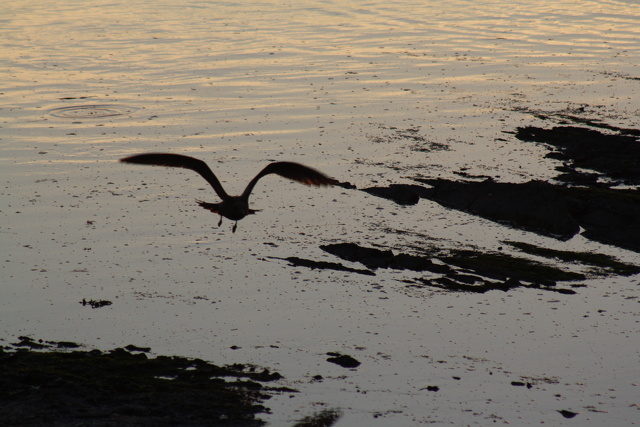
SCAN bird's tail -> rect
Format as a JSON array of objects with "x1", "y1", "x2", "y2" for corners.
[
  {"x1": 196, "y1": 200, "x2": 221, "y2": 213},
  {"x1": 196, "y1": 200, "x2": 259, "y2": 215}
]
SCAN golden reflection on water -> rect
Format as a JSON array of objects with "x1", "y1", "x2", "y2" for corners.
[
  {"x1": 2, "y1": 0, "x2": 639, "y2": 175},
  {"x1": 4, "y1": 0, "x2": 638, "y2": 87}
]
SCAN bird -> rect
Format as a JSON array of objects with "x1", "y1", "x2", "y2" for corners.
[{"x1": 120, "y1": 153, "x2": 337, "y2": 232}]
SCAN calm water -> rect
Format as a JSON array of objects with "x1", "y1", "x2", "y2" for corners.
[{"x1": 2, "y1": 1, "x2": 639, "y2": 425}]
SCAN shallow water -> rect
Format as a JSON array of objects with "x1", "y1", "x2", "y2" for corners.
[{"x1": 2, "y1": 0, "x2": 639, "y2": 425}]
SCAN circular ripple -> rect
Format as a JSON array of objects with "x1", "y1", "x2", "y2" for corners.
[{"x1": 48, "y1": 104, "x2": 137, "y2": 119}]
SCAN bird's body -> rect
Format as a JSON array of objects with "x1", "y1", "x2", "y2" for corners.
[{"x1": 120, "y1": 153, "x2": 337, "y2": 232}]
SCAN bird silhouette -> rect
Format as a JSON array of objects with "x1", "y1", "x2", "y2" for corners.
[{"x1": 120, "y1": 153, "x2": 337, "y2": 232}]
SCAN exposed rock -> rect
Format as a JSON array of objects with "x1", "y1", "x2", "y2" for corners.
[
  {"x1": 505, "y1": 241, "x2": 640, "y2": 276},
  {"x1": 362, "y1": 184, "x2": 432, "y2": 205},
  {"x1": 389, "y1": 253, "x2": 451, "y2": 274},
  {"x1": 321, "y1": 242, "x2": 581, "y2": 294},
  {"x1": 274, "y1": 256, "x2": 375, "y2": 276},
  {"x1": 364, "y1": 179, "x2": 640, "y2": 252},
  {"x1": 359, "y1": 125, "x2": 640, "y2": 252},
  {"x1": 565, "y1": 186, "x2": 640, "y2": 252},
  {"x1": 441, "y1": 250, "x2": 584, "y2": 283},
  {"x1": 320, "y1": 243, "x2": 450, "y2": 274},
  {"x1": 415, "y1": 179, "x2": 581, "y2": 240},
  {"x1": 320, "y1": 243, "x2": 395, "y2": 269},
  {"x1": 515, "y1": 126, "x2": 640, "y2": 186}
]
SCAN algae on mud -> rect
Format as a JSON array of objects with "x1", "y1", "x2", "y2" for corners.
[
  {"x1": 319, "y1": 242, "x2": 585, "y2": 294},
  {"x1": 0, "y1": 337, "x2": 285, "y2": 426},
  {"x1": 504, "y1": 241, "x2": 640, "y2": 276}
]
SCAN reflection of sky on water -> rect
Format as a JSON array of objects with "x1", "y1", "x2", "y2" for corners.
[{"x1": 2, "y1": 1, "x2": 639, "y2": 425}]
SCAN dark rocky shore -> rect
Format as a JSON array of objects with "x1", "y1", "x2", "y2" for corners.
[
  {"x1": 1, "y1": 337, "x2": 345, "y2": 427},
  {"x1": 292, "y1": 122, "x2": 640, "y2": 294},
  {"x1": 0, "y1": 337, "x2": 284, "y2": 426},
  {"x1": 364, "y1": 125, "x2": 640, "y2": 251}
]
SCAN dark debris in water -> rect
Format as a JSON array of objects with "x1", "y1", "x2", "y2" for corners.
[
  {"x1": 369, "y1": 125, "x2": 450, "y2": 153},
  {"x1": 514, "y1": 106, "x2": 640, "y2": 137},
  {"x1": 12, "y1": 336, "x2": 81, "y2": 350},
  {"x1": 124, "y1": 344, "x2": 151, "y2": 353},
  {"x1": 80, "y1": 298, "x2": 113, "y2": 309},
  {"x1": 292, "y1": 409, "x2": 342, "y2": 427},
  {"x1": 0, "y1": 337, "x2": 285, "y2": 426},
  {"x1": 326, "y1": 353, "x2": 361, "y2": 368},
  {"x1": 510, "y1": 381, "x2": 533, "y2": 388},
  {"x1": 417, "y1": 277, "x2": 576, "y2": 295},
  {"x1": 557, "y1": 409, "x2": 579, "y2": 419}
]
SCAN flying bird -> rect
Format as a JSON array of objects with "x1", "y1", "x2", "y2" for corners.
[{"x1": 120, "y1": 153, "x2": 337, "y2": 232}]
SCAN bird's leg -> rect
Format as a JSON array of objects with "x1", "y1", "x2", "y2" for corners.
[
  {"x1": 232, "y1": 222, "x2": 238, "y2": 233},
  {"x1": 218, "y1": 215, "x2": 223, "y2": 227}
]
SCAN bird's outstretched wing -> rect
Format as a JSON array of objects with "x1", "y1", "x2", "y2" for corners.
[
  {"x1": 120, "y1": 153, "x2": 230, "y2": 200},
  {"x1": 242, "y1": 161, "x2": 337, "y2": 198}
]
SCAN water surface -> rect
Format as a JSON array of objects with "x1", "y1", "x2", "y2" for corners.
[{"x1": 2, "y1": 1, "x2": 639, "y2": 425}]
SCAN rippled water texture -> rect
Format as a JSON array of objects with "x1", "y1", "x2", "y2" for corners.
[
  {"x1": 48, "y1": 104, "x2": 138, "y2": 119},
  {"x1": 2, "y1": 1, "x2": 639, "y2": 425}
]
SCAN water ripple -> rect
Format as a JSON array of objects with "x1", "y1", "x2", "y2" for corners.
[{"x1": 47, "y1": 104, "x2": 138, "y2": 119}]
